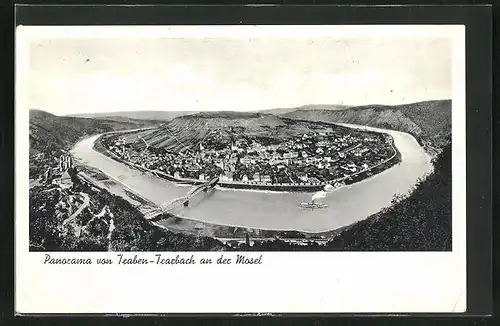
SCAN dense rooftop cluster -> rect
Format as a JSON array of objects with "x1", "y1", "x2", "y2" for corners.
[{"x1": 103, "y1": 127, "x2": 395, "y2": 186}]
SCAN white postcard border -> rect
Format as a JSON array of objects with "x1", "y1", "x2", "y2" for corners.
[{"x1": 15, "y1": 25, "x2": 466, "y2": 314}]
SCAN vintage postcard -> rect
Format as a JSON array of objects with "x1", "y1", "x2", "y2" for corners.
[{"x1": 16, "y1": 25, "x2": 466, "y2": 314}]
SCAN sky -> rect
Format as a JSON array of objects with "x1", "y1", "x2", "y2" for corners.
[{"x1": 25, "y1": 30, "x2": 453, "y2": 116}]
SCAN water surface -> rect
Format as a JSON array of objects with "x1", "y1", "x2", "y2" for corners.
[{"x1": 71, "y1": 124, "x2": 432, "y2": 233}]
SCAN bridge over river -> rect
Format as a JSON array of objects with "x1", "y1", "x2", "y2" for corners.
[
  {"x1": 71, "y1": 124, "x2": 432, "y2": 233},
  {"x1": 143, "y1": 176, "x2": 219, "y2": 220}
]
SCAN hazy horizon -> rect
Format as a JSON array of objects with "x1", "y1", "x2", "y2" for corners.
[
  {"x1": 30, "y1": 98, "x2": 453, "y2": 117},
  {"x1": 24, "y1": 26, "x2": 453, "y2": 116}
]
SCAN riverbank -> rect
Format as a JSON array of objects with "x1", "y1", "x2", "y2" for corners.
[
  {"x1": 94, "y1": 129, "x2": 401, "y2": 192},
  {"x1": 71, "y1": 123, "x2": 431, "y2": 233},
  {"x1": 76, "y1": 167, "x2": 339, "y2": 240}
]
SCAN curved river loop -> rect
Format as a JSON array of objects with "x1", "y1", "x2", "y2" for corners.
[{"x1": 71, "y1": 123, "x2": 433, "y2": 233}]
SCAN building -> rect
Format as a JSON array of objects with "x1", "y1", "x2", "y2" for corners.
[
  {"x1": 59, "y1": 171, "x2": 73, "y2": 190},
  {"x1": 220, "y1": 172, "x2": 234, "y2": 182},
  {"x1": 262, "y1": 175, "x2": 271, "y2": 183},
  {"x1": 186, "y1": 164, "x2": 201, "y2": 173},
  {"x1": 228, "y1": 155, "x2": 238, "y2": 164},
  {"x1": 293, "y1": 159, "x2": 304, "y2": 165},
  {"x1": 309, "y1": 177, "x2": 321, "y2": 184},
  {"x1": 58, "y1": 154, "x2": 73, "y2": 172},
  {"x1": 241, "y1": 174, "x2": 249, "y2": 182},
  {"x1": 240, "y1": 157, "x2": 252, "y2": 165},
  {"x1": 252, "y1": 172, "x2": 261, "y2": 182},
  {"x1": 296, "y1": 172, "x2": 308, "y2": 182}
]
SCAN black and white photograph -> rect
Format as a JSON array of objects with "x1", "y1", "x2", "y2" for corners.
[
  {"x1": 24, "y1": 26, "x2": 457, "y2": 253},
  {"x1": 15, "y1": 22, "x2": 472, "y2": 314}
]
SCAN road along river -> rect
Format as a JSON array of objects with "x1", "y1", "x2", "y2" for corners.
[{"x1": 71, "y1": 124, "x2": 433, "y2": 233}]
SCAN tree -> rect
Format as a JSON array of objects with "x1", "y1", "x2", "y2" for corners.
[
  {"x1": 29, "y1": 188, "x2": 64, "y2": 251},
  {"x1": 326, "y1": 143, "x2": 452, "y2": 251}
]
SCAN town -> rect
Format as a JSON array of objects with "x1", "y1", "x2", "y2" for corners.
[{"x1": 101, "y1": 127, "x2": 397, "y2": 187}]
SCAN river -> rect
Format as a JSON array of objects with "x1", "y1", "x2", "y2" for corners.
[{"x1": 71, "y1": 124, "x2": 433, "y2": 233}]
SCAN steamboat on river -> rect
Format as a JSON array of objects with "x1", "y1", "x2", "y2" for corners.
[{"x1": 70, "y1": 122, "x2": 432, "y2": 234}]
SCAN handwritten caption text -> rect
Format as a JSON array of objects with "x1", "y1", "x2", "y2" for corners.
[{"x1": 43, "y1": 253, "x2": 263, "y2": 265}]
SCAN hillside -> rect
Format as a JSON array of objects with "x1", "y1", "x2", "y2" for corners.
[
  {"x1": 70, "y1": 110, "x2": 194, "y2": 121},
  {"x1": 76, "y1": 115, "x2": 161, "y2": 126},
  {"x1": 29, "y1": 110, "x2": 157, "y2": 155},
  {"x1": 116, "y1": 111, "x2": 357, "y2": 152},
  {"x1": 29, "y1": 169, "x2": 228, "y2": 252},
  {"x1": 29, "y1": 109, "x2": 159, "y2": 179},
  {"x1": 282, "y1": 100, "x2": 452, "y2": 151},
  {"x1": 247, "y1": 138, "x2": 452, "y2": 251},
  {"x1": 326, "y1": 139, "x2": 452, "y2": 250},
  {"x1": 260, "y1": 104, "x2": 351, "y2": 115}
]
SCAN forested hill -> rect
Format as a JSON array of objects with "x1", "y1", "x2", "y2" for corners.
[
  {"x1": 249, "y1": 138, "x2": 452, "y2": 251},
  {"x1": 326, "y1": 139, "x2": 452, "y2": 250},
  {"x1": 29, "y1": 109, "x2": 157, "y2": 156},
  {"x1": 282, "y1": 100, "x2": 451, "y2": 152}
]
